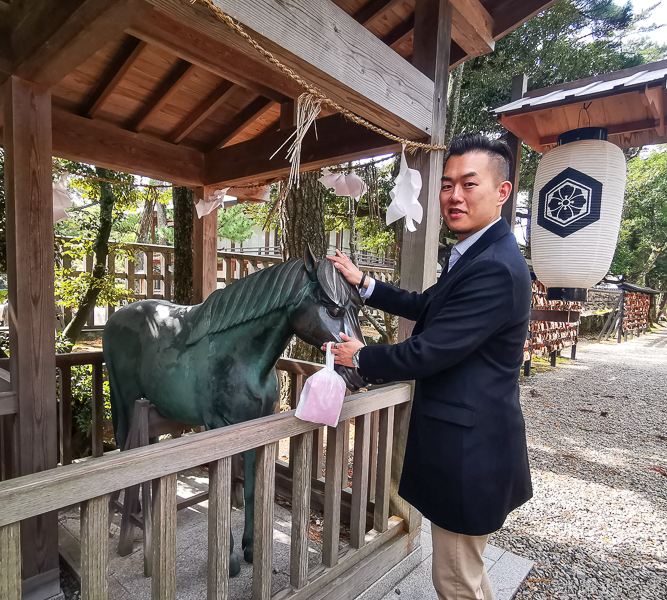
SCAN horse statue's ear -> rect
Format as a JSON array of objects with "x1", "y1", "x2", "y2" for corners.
[{"x1": 304, "y1": 244, "x2": 318, "y2": 282}]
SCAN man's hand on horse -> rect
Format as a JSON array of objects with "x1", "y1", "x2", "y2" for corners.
[
  {"x1": 321, "y1": 333, "x2": 364, "y2": 368},
  {"x1": 328, "y1": 249, "x2": 365, "y2": 287}
]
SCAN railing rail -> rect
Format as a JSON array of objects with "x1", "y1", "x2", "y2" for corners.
[{"x1": 0, "y1": 382, "x2": 412, "y2": 600}]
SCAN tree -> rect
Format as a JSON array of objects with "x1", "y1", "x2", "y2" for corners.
[
  {"x1": 611, "y1": 147, "x2": 667, "y2": 320},
  {"x1": 218, "y1": 203, "x2": 255, "y2": 243},
  {"x1": 172, "y1": 187, "x2": 194, "y2": 305}
]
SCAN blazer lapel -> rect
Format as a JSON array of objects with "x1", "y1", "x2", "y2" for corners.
[{"x1": 415, "y1": 219, "x2": 512, "y2": 328}]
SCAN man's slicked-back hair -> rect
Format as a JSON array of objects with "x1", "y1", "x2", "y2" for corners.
[{"x1": 446, "y1": 134, "x2": 512, "y2": 183}]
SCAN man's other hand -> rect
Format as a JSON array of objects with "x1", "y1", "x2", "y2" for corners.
[
  {"x1": 328, "y1": 249, "x2": 365, "y2": 287},
  {"x1": 321, "y1": 333, "x2": 364, "y2": 368}
]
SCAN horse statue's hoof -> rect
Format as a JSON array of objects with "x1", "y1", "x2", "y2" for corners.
[
  {"x1": 230, "y1": 553, "x2": 241, "y2": 577},
  {"x1": 244, "y1": 546, "x2": 253, "y2": 564}
]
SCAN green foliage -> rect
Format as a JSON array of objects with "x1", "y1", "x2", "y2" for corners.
[
  {"x1": 55, "y1": 238, "x2": 135, "y2": 309},
  {"x1": 217, "y1": 203, "x2": 256, "y2": 243},
  {"x1": 611, "y1": 148, "x2": 667, "y2": 292}
]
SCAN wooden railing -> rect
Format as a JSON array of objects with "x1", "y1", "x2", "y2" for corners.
[{"x1": 0, "y1": 380, "x2": 413, "y2": 600}]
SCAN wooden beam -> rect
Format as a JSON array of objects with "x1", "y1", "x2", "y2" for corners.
[
  {"x1": 2, "y1": 75, "x2": 59, "y2": 590},
  {"x1": 538, "y1": 118, "x2": 659, "y2": 146},
  {"x1": 193, "y1": 187, "x2": 218, "y2": 303},
  {"x1": 48, "y1": 109, "x2": 205, "y2": 186},
  {"x1": 211, "y1": 97, "x2": 274, "y2": 150},
  {"x1": 400, "y1": 0, "x2": 451, "y2": 302},
  {"x1": 450, "y1": 0, "x2": 494, "y2": 57},
  {"x1": 11, "y1": 0, "x2": 150, "y2": 87},
  {"x1": 127, "y1": 9, "x2": 296, "y2": 103},
  {"x1": 84, "y1": 37, "x2": 147, "y2": 118},
  {"x1": 146, "y1": 0, "x2": 433, "y2": 139},
  {"x1": 167, "y1": 80, "x2": 237, "y2": 144},
  {"x1": 382, "y1": 15, "x2": 415, "y2": 48},
  {"x1": 204, "y1": 114, "x2": 400, "y2": 188},
  {"x1": 491, "y1": 0, "x2": 558, "y2": 40},
  {"x1": 353, "y1": 0, "x2": 403, "y2": 26},
  {"x1": 0, "y1": 3, "x2": 12, "y2": 80},
  {"x1": 643, "y1": 84, "x2": 665, "y2": 136},
  {"x1": 131, "y1": 60, "x2": 196, "y2": 132}
]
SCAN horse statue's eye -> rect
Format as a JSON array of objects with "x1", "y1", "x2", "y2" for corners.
[{"x1": 326, "y1": 306, "x2": 345, "y2": 319}]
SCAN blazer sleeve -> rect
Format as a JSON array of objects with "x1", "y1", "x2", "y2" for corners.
[
  {"x1": 365, "y1": 280, "x2": 435, "y2": 322},
  {"x1": 358, "y1": 259, "x2": 517, "y2": 383}
]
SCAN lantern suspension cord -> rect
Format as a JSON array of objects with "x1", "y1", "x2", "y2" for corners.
[
  {"x1": 577, "y1": 102, "x2": 593, "y2": 128},
  {"x1": 190, "y1": 0, "x2": 448, "y2": 152}
]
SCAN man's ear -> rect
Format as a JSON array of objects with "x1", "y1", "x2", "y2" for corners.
[
  {"x1": 304, "y1": 244, "x2": 318, "y2": 282},
  {"x1": 497, "y1": 181, "x2": 512, "y2": 206}
]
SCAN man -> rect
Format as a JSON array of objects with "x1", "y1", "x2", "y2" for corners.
[{"x1": 327, "y1": 135, "x2": 532, "y2": 600}]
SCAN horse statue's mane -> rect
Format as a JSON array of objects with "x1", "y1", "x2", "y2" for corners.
[{"x1": 185, "y1": 256, "x2": 361, "y2": 346}]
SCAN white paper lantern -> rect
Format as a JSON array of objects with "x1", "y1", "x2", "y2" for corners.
[{"x1": 530, "y1": 128, "x2": 626, "y2": 301}]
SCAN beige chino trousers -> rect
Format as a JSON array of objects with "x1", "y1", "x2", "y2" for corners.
[{"x1": 431, "y1": 523, "x2": 495, "y2": 600}]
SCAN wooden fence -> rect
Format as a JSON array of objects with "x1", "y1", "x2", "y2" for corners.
[
  {"x1": 0, "y1": 374, "x2": 415, "y2": 600},
  {"x1": 58, "y1": 239, "x2": 394, "y2": 326}
]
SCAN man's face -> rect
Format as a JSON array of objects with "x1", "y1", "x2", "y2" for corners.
[{"x1": 440, "y1": 152, "x2": 510, "y2": 241}]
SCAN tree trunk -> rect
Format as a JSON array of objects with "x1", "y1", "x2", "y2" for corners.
[
  {"x1": 172, "y1": 186, "x2": 194, "y2": 305},
  {"x1": 156, "y1": 201, "x2": 168, "y2": 245},
  {"x1": 445, "y1": 63, "x2": 463, "y2": 148},
  {"x1": 656, "y1": 292, "x2": 667, "y2": 323},
  {"x1": 280, "y1": 171, "x2": 327, "y2": 260},
  {"x1": 62, "y1": 168, "x2": 115, "y2": 344},
  {"x1": 281, "y1": 171, "x2": 326, "y2": 362}
]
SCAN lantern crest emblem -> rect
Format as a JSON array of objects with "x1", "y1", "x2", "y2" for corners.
[{"x1": 537, "y1": 167, "x2": 602, "y2": 238}]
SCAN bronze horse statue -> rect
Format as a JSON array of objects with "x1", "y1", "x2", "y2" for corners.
[{"x1": 103, "y1": 247, "x2": 364, "y2": 575}]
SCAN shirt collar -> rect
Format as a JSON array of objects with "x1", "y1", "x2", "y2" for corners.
[{"x1": 451, "y1": 217, "x2": 502, "y2": 259}]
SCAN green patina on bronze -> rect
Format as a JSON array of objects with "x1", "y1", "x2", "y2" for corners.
[{"x1": 103, "y1": 247, "x2": 363, "y2": 576}]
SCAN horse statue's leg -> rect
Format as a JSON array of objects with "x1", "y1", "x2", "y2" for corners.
[{"x1": 242, "y1": 448, "x2": 256, "y2": 563}]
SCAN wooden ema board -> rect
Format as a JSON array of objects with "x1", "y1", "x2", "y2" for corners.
[
  {"x1": 527, "y1": 280, "x2": 581, "y2": 359},
  {"x1": 622, "y1": 292, "x2": 650, "y2": 333}
]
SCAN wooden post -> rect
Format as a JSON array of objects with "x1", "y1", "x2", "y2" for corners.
[
  {"x1": 92, "y1": 363, "x2": 104, "y2": 458},
  {"x1": 80, "y1": 495, "x2": 109, "y2": 600},
  {"x1": 322, "y1": 422, "x2": 345, "y2": 567},
  {"x1": 253, "y1": 442, "x2": 278, "y2": 600},
  {"x1": 193, "y1": 187, "x2": 218, "y2": 303},
  {"x1": 2, "y1": 76, "x2": 60, "y2": 598},
  {"x1": 290, "y1": 433, "x2": 312, "y2": 589},
  {"x1": 59, "y1": 365, "x2": 73, "y2": 466},
  {"x1": 399, "y1": 0, "x2": 452, "y2": 340},
  {"x1": 350, "y1": 413, "x2": 371, "y2": 549},
  {"x1": 502, "y1": 74, "x2": 527, "y2": 231},
  {"x1": 0, "y1": 522, "x2": 21, "y2": 600},
  {"x1": 208, "y1": 457, "x2": 232, "y2": 600},
  {"x1": 373, "y1": 407, "x2": 394, "y2": 533},
  {"x1": 152, "y1": 474, "x2": 178, "y2": 600}
]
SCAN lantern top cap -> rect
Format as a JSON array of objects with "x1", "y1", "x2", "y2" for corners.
[{"x1": 557, "y1": 127, "x2": 608, "y2": 146}]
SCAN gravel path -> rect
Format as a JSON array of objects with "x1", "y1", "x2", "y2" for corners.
[{"x1": 489, "y1": 327, "x2": 667, "y2": 599}]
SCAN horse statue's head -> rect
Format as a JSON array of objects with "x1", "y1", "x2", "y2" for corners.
[{"x1": 290, "y1": 246, "x2": 366, "y2": 391}]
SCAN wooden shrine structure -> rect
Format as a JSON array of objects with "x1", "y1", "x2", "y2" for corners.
[
  {"x1": 0, "y1": 1, "x2": 555, "y2": 598},
  {"x1": 598, "y1": 282, "x2": 659, "y2": 343}
]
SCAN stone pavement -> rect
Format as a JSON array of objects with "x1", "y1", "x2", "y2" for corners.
[{"x1": 360, "y1": 519, "x2": 533, "y2": 600}]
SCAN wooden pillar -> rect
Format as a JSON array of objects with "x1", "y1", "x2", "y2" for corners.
[
  {"x1": 2, "y1": 76, "x2": 60, "y2": 598},
  {"x1": 192, "y1": 187, "x2": 218, "y2": 303},
  {"x1": 502, "y1": 74, "x2": 527, "y2": 231},
  {"x1": 399, "y1": 0, "x2": 451, "y2": 341}
]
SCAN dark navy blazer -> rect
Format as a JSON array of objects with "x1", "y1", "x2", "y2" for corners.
[{"x1": 358, "y1": 218, "x2": 533, "y2": 535}]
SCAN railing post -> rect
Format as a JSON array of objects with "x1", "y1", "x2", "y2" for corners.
[
  {"x1": 81, "y1": 495, "x2": 109, "y2": 600},
  {"x1": 367, "y1": 411, "x2": 379, "y2": 503},
  {"x1": 374, "y1": 406, "x2": 394, "y2": 533},
  {"x1": 152, "y1": 473, "x2": 178, "y2": 600},
  {"x1": 350, "y1": 413, "x2": 371, "y2": 549},
  {"x1": 146, "y1": 251, "x2": 155, "y2": 299},
  {"x1": 208, "y1": 457, "x2": 232, "y2": 600},
  {"x1": 0, "y1": 522, "x2": 21, "y2": 600},
  {"x1": 290, "y1": 433, "x2": 312, "y2": 589},
  {"x1": 323, "y1": 421, "x2": 345, "y2": 567},
  {"x1": 92, "y1": 363, "x2": 104, "y2": 458},
  {"x1": 59, "y1": 365, "x2": 73, "y2": 465},
  {"x1": 253, "y1": 442, "x2": 278, "y2": 600}
]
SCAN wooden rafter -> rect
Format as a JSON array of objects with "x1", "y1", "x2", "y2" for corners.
[
  {"x1": 146, "y1": 0, "x2": 433, "y2": 138},
  {"x1": 352, "y1": 0, "x2": 403, "y2": 26},
  {"x1": 167, "y1": 80, "x2": 238, "y2": 144},
  {"x1": 10, "y1": 0, "x2": 150, "y2": 87},
  {"x1": 204, "y1": 113, "x2": 400, "y2": 188},
  {"x1": 491, "y1": 0, "x2": 559, "y2": 40},
  {"x1": 642, "y1": 84, "x2": 665, "y2": 135},
  {"x1": 210, "y1": 97, "x2": 274, "y2": 150},
  {"x1": 127, "y1": 10, "x2": 295, "y2": 104},
  {"x1": 130, "y1": 60, "x2": 196, "y2": 132},
  {"x1": 382, "y1": 15, "x2": 415, "y2": 48},
  {"x1": 450, "y1": 0, "x2": 495, "y2": 57},
  {"x1": 83, "y1": 37, "x2": 147, "y2": 119}
]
